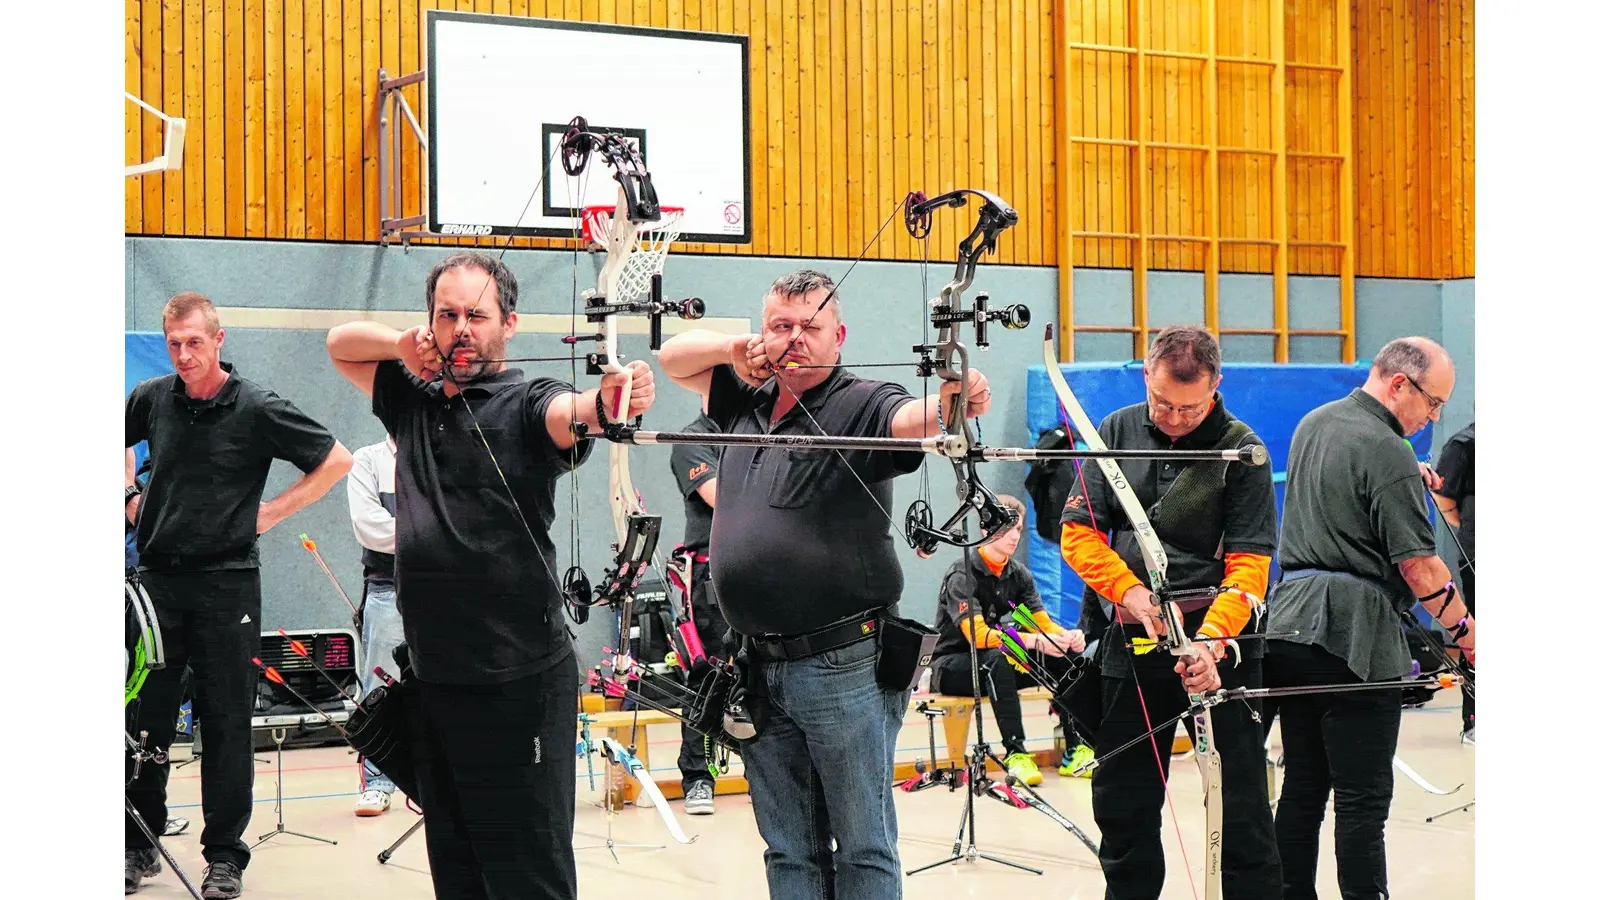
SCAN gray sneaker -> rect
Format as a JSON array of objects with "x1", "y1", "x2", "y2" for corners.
[
  {"x1": 125, "y1": 849, "x2": 161, "y2": 894},
  {"x1": 684, "y1": 780, "x2": 715, "y2": 816}
]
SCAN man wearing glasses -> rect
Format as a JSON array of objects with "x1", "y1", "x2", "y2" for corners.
[
  {"x1": 1056, "y1": 325, "x2": 1283, "y2": 899},
  {"x1": 1265, "y1": 336, "x2": 1476, "y2": 899}
]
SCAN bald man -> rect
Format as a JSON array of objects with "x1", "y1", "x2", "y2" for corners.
[{"x1": 1264, "y1": 337, "x2": 1476, "y2": 899}]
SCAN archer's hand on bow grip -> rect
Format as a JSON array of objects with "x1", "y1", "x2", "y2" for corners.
[
  {"x1": 938, "y1": 367, "x2": 993, "y2": 419},
  {"x1": 598, "y1": 360, "x2": 657, "y2": 420}
]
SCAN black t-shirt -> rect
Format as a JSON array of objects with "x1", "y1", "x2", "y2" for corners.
[
  {"x1": 1434, "y1": 422, "x2": 1474, "y2": 562},
  {"x1": 705, "y1": 365, "x2": 923, "y2": 637},
  {"x1": 125, "y1": 362, "x2": 337, "y2": 569},
  {"x1": 371, "y1": 360, "x2": 592, "y2": 685},
  {"x1": 670, "y1": 414, "x2": 722, "y2": 553},
  {"x1": 1057, "y1": 393, "x2": 1277, "y2": 676},
  {"x1": 930, "y1": 550, "x2": 1049, "y2": 661}
]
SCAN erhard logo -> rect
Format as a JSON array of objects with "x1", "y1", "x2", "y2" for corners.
[{"x1": 689, "y1": 462, "x2": 710, "y2": 480}]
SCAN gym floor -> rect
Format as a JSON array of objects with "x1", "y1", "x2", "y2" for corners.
[{"x1": 135, "y1": 695, "x2": 1474, "y2": 899}]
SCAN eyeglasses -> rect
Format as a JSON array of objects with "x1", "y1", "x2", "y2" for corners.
[
  {"x1": 1404, "y1": 374, "x2": 1446, "y2": 412},
  {"x1": 1147, "y1": 389, "x2": 1212, "y2": 419}
]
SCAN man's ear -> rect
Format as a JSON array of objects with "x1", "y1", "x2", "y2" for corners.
[
  {"x1": 503, "y1": 311, "x2": 518, "y2": 339},
  {"x1": 837, "y1": 322, "x2": 847, "y2": 346},
  {"x1": 214, "y1": 328, "x2": 226, "y2": 349}
]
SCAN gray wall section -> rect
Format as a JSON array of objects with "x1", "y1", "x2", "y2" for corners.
[
  {"x1": 126, "y1": 237, "x2": 1473, "y2": 664},
  {"x1": 1436, "y1": 277, "x2": 1476, "y2": 578}
]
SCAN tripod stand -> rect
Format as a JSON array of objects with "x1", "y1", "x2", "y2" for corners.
[
  {"x1": 574, "y1": 732, "x2": 665, "y2": 863},
  {"x1": 251, "y1": 727, "x2": 338, "y2": 849},
  {"x1": 908, "y1": 639, "x2": 1044, "y2": 877}
]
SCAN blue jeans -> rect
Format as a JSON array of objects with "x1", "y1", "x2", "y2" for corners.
[
  {"x1": 359, "y1": 586, "x2": 406, "y2": 794},
  {"x1": 741, "y1": 636, "x2": 909, "y2": 900}
]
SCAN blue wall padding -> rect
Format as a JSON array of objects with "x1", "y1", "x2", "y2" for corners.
[{"x1": 1023, "y1": 363, "x2": 1433, "y2": 624}]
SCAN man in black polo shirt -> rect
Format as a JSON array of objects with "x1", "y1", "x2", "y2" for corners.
[
  {"x1": 657, "y1": 269, "x2": 992, "y2": 900},
  {"x1": 668, "y1": 405, "x2": 731, "y2": 815},
  {"x1": 325, "y1": 251, "x2": 655, "y2": 900},
  {"x1": 1432, "y1": 420, "x2": 1475, "y2": 742},
  {"x1": 125, "y1": 291, "x2": 352, "y2": 898},
  {"x1": 1266, "y1": 336, "x2": 1476, "y2": 900},
  {"x1": 1057, "y1": 325, "x2": 1282, "y2": 899}
]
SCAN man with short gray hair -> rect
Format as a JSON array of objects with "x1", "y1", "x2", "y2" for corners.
[{"x1": 1266, "y1": 335, "x2": 1476, "y2": 898}]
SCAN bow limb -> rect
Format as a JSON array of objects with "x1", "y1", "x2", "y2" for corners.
[
  {"x1": 588, "y1": 178, "x2": 664, "y2": 665},
  {"x1": 1042, "y1": 324, "x2": 1217, "y2": 900},
  {"x1": 598, "y1": 737, "x2": 697, "y2": 844}
]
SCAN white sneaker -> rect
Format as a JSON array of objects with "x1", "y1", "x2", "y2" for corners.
[
  {"x1": 355, "y1": 789, "x2": 392, "y2": 817},
  {"x1": 1461, "y1": 727, "x2": 1475, "y2": 745},
  {"x1": 684, "y1": 781, "x2": 715, "y2": 816}
]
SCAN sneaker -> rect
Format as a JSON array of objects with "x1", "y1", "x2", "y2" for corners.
[
  {"x1": 684, "y1": 780, "x2": 716, "y2": 816},
  {"x1": 164, "y1": 816, "x2": 189, "y2": 836},
  {"x1": 1059, "y1": 743, "x2": 1095, "y2": 778},
  {"x1": 1461, "y1": 727, "x2": 1475, "y2": 746},
  {"x1": 200, "y1": 860, "x2": 243, "y2": 900},
  {"x1": 354, "y1": 789, "x2": 392, "y2": 817},
  {"x1": 125, "y1": 849, "x2": 161, "y2": 894},
  {"x1": 1004, "y1": 752, "x2": 1043, "y2": 787}
]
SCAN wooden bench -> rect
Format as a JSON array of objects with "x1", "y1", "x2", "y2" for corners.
[
  {"x1": 912, "y1": 687, "x2": 1059, "y2": 771},
  {"x1": 913, "y1": 685, "x2": 1191, "y2": 775}
]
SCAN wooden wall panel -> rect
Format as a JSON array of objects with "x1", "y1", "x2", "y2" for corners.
[
  {"x1": 1354, "y1": 0, "x2": 1473, "y2": 278},
  {"x1": 123, "y1": 0, "x2": 1471, "y2": 277}
]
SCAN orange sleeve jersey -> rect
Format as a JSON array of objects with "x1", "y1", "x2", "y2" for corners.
[{"x1": 1059, "y1": 523, "x2": 1270, "y2": 650}]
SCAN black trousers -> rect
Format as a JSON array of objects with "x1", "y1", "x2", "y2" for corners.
[
  {"x1": 930, "y1": 649, "x2": 1082, "y2": 758},
  {"x1": 1092, "y1": 652, "x2": 1282, "y2": 900},
  {"x1": 678, "y1": 566, "x2": 732, "y2": 788},
  {"x1": 125, "y1": 569, "x2": 261, "y2": 869},
  {"x1": 410, "y1": 653, "x2": 580, "y2": 900},
  {"x1": 1266, "y1": 640, "x2": 1402, "y2": 900}
]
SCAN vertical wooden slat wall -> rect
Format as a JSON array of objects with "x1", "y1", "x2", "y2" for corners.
[{"x1": 123, "y1": 0, "x2": 1472, "y2": 278}]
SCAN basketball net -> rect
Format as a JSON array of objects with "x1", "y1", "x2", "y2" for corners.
[{"x1": 581, "y1": 205, "x2": 685, "y2": 303}]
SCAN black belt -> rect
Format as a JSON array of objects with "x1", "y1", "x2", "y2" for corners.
[
  {"x1": 138, "y1": 549, "x2": 255, "y2": 571},
  {"x1": 747, "y1": 610, "x2": 883, "y2": 662}
]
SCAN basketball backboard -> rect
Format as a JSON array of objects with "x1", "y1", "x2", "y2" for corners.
[{"x1": 424, "y1": 11, "x2": 751, "y2": 244}]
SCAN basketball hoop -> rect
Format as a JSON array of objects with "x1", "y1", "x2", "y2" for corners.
[{"x1": 580, "y1": 205, "x2": 685, "y2": 302}]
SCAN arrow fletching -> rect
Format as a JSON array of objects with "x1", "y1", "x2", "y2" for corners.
[
  {"x1": 252, "y1": 658, "x2": 286, "y2": 685},
  {"x1": 278, "y1": 628, "x2": 311, "y2": 658}
]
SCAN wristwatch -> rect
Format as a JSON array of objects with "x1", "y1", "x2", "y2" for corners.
[{"x1": 125, "y1": 484, "x2": 142, "y2": 506}]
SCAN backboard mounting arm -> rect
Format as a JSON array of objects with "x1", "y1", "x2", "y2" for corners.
[{"x1": 378, "y1": 67, "x2": 435, "y2": 249}]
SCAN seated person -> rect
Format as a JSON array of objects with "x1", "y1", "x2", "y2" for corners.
[{"x1": 927, "y1": 495, "x2": 1088, "y2": 785}]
